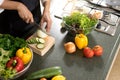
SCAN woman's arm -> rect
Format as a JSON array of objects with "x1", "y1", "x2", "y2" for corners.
[
  {"x1": 40, "y1": 0, "x2": 52, "y2": 32},
  {"x1": 0, "y1": 0, "x2": 34, "y2": 23}
]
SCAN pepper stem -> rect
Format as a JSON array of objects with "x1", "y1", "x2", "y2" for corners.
[
  {"x1": 23, "y1": 47, "x2": 27, "y2": 54},
  {"x1": 12, "y1": 60, "x2": 17, "y2": 66}
]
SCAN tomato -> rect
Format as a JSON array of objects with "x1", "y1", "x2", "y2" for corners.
[
  {"x1": 92, "y1": 45, "x2": 103, "y2": 56},
  {"x1": 83, "y1": 47, "x2": 94, "y2": 58}
]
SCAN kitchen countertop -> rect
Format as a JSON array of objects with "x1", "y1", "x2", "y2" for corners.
[{"x1": 16, "y1": 0, "x2": 120, "y2": 80}]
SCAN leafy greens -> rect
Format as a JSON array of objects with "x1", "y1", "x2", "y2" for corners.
[
  {"x1": 0, "y1": 34, "x2": 27, "y2": 80},
  {"x1": 63, "y1": 12, "x2": 98, "y2": 35}
]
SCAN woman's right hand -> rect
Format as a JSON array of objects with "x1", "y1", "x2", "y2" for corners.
[{"x1": 17, "y1": 3, "x2": 34, "y2": 23}]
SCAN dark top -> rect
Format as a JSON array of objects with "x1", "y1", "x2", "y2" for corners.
[{"x1": 0, "y1": 0, "x2": 41, "y2": 39}]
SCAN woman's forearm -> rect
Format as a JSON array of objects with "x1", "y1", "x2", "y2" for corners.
[
  {"x1": 0, "y1": 0, "x2": 25, "y2": 11},
  {"x1": 0, "y1": 0, "x2": 34, "y2": 23},
  {"x1": 43, "y1": 0, "x2": 50, "y2": 13}
]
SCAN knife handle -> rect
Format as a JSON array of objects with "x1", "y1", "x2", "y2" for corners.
[{"x1": 54, "y1": 15, "x2": 63, "y2": 20}]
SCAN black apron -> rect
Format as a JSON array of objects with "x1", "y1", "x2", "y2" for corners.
[{"x1": 0, "y1": 0, "x2": 41, "y2": 39}]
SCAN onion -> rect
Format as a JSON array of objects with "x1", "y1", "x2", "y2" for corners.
[{"x1": 64, "y1": 42, "x2": 76, "y2": 54}]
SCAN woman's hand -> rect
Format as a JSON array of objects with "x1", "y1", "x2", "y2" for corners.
[
  {"x1": 40, "y1": 11, "x2": 52, "y2": 33},
  {"x1": 0, "y1": 0, "x2": 34, "y2": 23},
  {"x1": 17, "y1": 3, "x2": 34, "y2": 23},
  {"x1": 40, "y1": 0, "x2": 52, "y2": 33}
]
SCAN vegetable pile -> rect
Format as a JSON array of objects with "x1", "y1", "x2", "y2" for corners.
[
  {"x1": 64, "y1": 33, "x2": 104, "y2": 58},
  {"x1": 62, "y1": 12, "x2": 98, "y2": 35},
  {"x1": 0, "y1": 34, "x2": 31, "y2": 80},
  {"x1": 0, "y1": 31, "x2": 48, "y2": 79}
]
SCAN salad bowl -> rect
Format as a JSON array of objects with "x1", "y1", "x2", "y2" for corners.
[{"x1": 61, "y1": 12, "x2": 99, "y2": 37}]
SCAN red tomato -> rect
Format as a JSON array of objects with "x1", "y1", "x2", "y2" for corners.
[
  {"x1": 92, "y1": 45, "x2": 103, "y2": 56},
  {"x1": 83, "y1": 47, "x2": 94, "y2": 58}
]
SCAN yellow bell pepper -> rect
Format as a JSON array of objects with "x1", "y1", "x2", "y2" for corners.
[
  {"x1": 74, "y1": 34, "x2": 88, "y2": 49},
  {"x1": 16, "y1": 47, "x2": 32, "y2": 64}
]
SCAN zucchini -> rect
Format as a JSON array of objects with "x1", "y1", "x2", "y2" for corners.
[
  {"x1": 24, "y1": 66, "x2": 62, "y2": 80},
  {"x1": 36, "y1": 43, "x2": 45, "y2": 49},
  {"x1": 27, "y1": 37, "x2": 45, "y2": 44},
  {"x1": 38, "y1": 38, "x2": 45, "y2": 44}
]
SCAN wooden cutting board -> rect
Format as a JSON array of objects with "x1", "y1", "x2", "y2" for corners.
[{"x1": 27, "y1": 32, "x2": 55, "y2": 56}]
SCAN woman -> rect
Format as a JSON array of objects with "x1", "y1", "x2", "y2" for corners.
[{"x1": 0, "y1": 0, "x2": 52, "y2": 39}]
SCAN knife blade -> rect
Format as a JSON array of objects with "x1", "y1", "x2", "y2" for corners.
[{"x1": 31, "y1": 22, "x2": 50, "y2": 36}]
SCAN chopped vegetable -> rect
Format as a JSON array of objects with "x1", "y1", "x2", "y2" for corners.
[
  {"x1": 37, "y1": 38, "x2": 45, "y2": 44},
  {"x1": 26, "y1": 37, "x2": 45, "y2": 44},
  {"x1": 36, "y1": 44, "x2": 45, "y2": 49},
  {"x1": 37, "y1": 30, "x2": 48, "y2": 38}
]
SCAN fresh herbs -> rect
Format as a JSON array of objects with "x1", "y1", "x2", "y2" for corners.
[
  {"x1": 63, "y1": 12, "x2": 98, "y2": 35},
  {"x1": 0, "y1": 34, "x2": 27, "y2": 56}
]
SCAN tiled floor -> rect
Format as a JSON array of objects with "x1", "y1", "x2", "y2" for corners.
[{"x1": 107, "y1": 48, "x2": 120, "y2": 80}]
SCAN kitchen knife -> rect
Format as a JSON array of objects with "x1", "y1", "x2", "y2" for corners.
[{"x1": 31, "y1": 22, "x2": 50, "y2": 36}]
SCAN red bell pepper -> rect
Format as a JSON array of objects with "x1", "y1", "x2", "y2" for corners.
[{"x1": 6, "y1": 56, "x2": 24, "y2": 72}]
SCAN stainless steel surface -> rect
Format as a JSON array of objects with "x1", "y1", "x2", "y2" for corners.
[{"x1": 106, "y1": 0, "x2": 120, "y2": 6}]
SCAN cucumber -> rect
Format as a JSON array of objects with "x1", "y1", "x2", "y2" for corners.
[
  {"x1": 27, "y1": 37, "x2": 45, "y2": 44},
  {"x1": 38, "y1": 38, "x2": 45, "y2": 44},
  {"x1": 25, "y1": 66, "x2": 62, "y2": 80},
  {"x1": 36, "y1": 43, "x2": 45, "y2": 49}
]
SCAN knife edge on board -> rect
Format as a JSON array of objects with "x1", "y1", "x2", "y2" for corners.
[{"x1": 30, "y1": 22, "x2": 50, "y2": 36}]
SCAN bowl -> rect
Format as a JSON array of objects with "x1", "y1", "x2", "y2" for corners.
[
  {"x1": 12, "y1": 48, "x2": 33, "y2": 79},
  {"x1": 61, "y1": 12, "x2": 98, "y2": 36}
]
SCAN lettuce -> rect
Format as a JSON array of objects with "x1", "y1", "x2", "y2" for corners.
[{"x1": 63, "y1": 12, "x2": 98, "y2": 35}]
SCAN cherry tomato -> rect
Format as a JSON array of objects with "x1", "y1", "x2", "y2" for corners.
[
  {"x1": 92, "y1": 45, "x2": 103, "y2": 56},
  {"x1": 83, "y1": 47, "x2": 94, "y2": 58}
]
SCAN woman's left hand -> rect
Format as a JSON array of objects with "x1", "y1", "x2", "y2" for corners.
[{"x1": 40, "y1": 10, "x2": 52, "y2": 33}]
